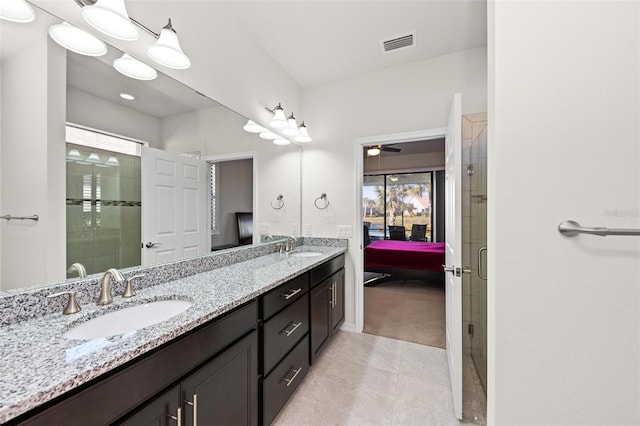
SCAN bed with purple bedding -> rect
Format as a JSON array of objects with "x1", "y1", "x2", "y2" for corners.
[{"x1": 364, "y1": 240, "x2": 445, "y2": 283}]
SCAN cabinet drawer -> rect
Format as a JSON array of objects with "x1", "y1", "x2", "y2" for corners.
[
  {"x1": 262, "y1": 273, "x2": 308, "y2": 320},
  {"x1": 263, "y1": 295, "x2": 308, "y2": 375},
  {"x1": 310, "y1": 254, "x2": 345, "y2": 287},
  {"x1": 263, "y1": 336, "x2": 309, "y2": 426}
]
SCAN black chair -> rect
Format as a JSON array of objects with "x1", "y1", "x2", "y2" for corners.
[
  {"x1": 363, "y1": 224, "x2": 371, "y2": 247},
  {"x1": 236, "y1": 212, "x2": 253, "y2": 245},
  {"x1": 410, "y1": 224, "x2": 427, "y2": 242},
  {"x1": 388, "y1": 225, "x2": 406, "y2": 241}
]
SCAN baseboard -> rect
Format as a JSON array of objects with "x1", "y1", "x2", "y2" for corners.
[{"x1": 339, "y1": 322, "x2": 358, "y2": 333}]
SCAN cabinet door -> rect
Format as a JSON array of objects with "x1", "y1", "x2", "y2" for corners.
[
  {"x1": 310, "y1": 279, "x2": 331, "y2": 364},
  {"x1": 119, "y1": 385, "x2": 181, "y2": 426},
  {"x1": 330, "y1": 269, "x2": 345, "y2": 334},
  {"x1": 181, "y1": 332, "x2": 258, "y2": 426}
]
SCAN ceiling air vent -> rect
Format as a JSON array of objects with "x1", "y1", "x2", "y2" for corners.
[{"x1": 381, "y1": 32, "x2": 416, "y2": 53}]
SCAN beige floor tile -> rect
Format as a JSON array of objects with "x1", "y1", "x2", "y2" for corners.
[
  {"x1": 391, "y1": 375, "x2": 458, "y2": 426},
  {"x1": 335, "y1": 332, "x2": 403, "y2": 374},
  {"x1": 400, "y1": 341, "x2": 450, "y2": 387},
  {"x1": 293, "y1": 398, "x2": 351, "y2": 425},
  {"x1": 323, "y1": 357, "x2": 399, "y2": 395}
]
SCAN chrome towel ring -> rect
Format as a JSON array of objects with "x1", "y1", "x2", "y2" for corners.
[
  {"x1": 271, "y1": 194, "x2": 284, "y2": 210},
  {"x1": 314, "y1": 193, "x2": 329, "y2": 210}
]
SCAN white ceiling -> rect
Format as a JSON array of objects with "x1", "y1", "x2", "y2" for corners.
[{"x1": 224, "y1": 1, "x2": 487, "y2": 87}]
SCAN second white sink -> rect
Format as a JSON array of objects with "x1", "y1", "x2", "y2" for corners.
[
  {"x1": 290, "y1": 251, "x2": 323, "y2": 258},
  {"x1": 63, "y1": 300, "x2": 192, "y2": 340}
]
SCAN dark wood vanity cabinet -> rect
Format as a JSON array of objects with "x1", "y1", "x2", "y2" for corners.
[
  {"x1": 309, "y1": 255, "x2": 345, "y2": 364},
  {"x1": 121, "y1": 331, "x2": 258, "y2": 426},
  {"x1": 9, "y1": 253, "x2": 345, "y2": 426},
  {"x1": 259, "y1": 273, "x2": 311, "y2": 425},
  {"x1": 14, "y1": 301, "x2": 258, "y2": 426}
]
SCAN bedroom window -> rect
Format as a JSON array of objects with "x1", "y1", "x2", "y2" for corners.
[{"x1": 363, "y1": 172, "x2": 433, "y2": 241}]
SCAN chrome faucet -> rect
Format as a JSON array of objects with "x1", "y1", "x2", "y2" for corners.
[
  {"x1": 67, "y1": 262, "x2": 87, "y2": 278},
  {"x1": 285, "y1": 236, "x2": 298, "y2": 252},
  {"x1": 97, "y1": 268, "x2": 124, "y2": 306}
]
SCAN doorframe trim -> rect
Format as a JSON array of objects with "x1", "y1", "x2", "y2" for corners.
[
  {"x1": 353, "y1": 128, "x2": 446, "y2": 333},
  {"x1": 202, "y1": 151, "x2": 258, "y2": 245}
]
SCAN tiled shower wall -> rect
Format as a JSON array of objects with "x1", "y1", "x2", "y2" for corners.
[{"x1": 66, "y1": 144, "x2": 141, "y2": 277}]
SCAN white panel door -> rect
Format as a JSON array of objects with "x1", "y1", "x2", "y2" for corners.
[
  {"x1": 444, "y1": 93, "x2": 462, "y2": 420},
  {"x1": 141, "y1": 147, "x2": 207, "y2": 265}
]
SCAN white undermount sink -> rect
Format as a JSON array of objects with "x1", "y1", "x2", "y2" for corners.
[
  {"x1": 63, "y1": 300, "x2": 192, "y2": 340},
  {"x1": 290, "y1": 251, "x2": 323, "y2": 258}
]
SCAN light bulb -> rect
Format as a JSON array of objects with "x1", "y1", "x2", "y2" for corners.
[
  {"x1": 269, "y1": 104, "x2": 287, "y2": 129},
  {"x1": 282, "y1": 113, "x2": 299, "y2": 136},
  {"x1": 294, "y1": 122, "x2": 312, "y2": 143},
  {"x1": 273, "y1": 137, "x2": 291, "y2": 146},
  {"x1": 243, "y1": 120, "x2": 263, "y2": 133},
  {"x1": 259, "y1": 130, "x2": 277, "y2": 140}
]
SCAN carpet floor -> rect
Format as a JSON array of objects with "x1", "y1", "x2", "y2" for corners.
[{"x1": 363, "y1": 277, "x2": 446, "y2": 348}]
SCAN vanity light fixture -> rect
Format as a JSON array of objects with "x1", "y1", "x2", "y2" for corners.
[
  {"x1": 146, "y1": 19, "x2": 191, "y2": 70},
  {"x1": 273, "y1": 137, "x2": 290, "y2": 146},
  {"x1": 259, "y1": 129, "x2": 278, "y2": 140},
  {"x1": 0, "y1": 0, "x2": 35, "y2": 23},
  {"x1": 367, "y1": 146, "x2": 381, "y2": 156},
  {"x1": 243, "y1": 120, "x2": 264, "y2": 133},
  {"x1": 49, "y1": 22, "x2": 108, "y2": 57},
  {"x1": 266, "y1": 103, "x2": 287, "y2": 129},
  {"x1": 294, "y1": 121, "x2": 312, "y2": 143},
  {"x1": 80, "y1": 0, "x2": 139, "y2": 41},
  {"x1": 86, "y1": 152, "x2": 102, "y2": 164},
  {"x1": 66, "y1": 148, "x2": 84, "y2": 162},
  {"x1": 113, "y1": 54, "x2": 157, "y2": 80},
  {"x1": 282, "y1": 113, "x2": 299, "y2": 137},
  {"x1": 119, "y1": 93, "x2": 135, "y2": 100}
]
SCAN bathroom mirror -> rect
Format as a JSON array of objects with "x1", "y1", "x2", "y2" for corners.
[{"x1": 0, "y1": 4, "x2": 301, "y2": 291}]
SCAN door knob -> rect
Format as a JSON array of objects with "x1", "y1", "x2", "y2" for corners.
[
  {"x1": 442, "y1": 265, "x2": 461, "y2": 277},
  {"x1": 145, "y1": 242, "x2": 160, "y2": 248}
]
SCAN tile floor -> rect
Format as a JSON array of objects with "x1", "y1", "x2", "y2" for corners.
[{"x1": 272, "y1": 331, "x2": 486, "y2": 425}]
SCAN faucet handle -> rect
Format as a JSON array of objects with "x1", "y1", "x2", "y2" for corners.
[
  {"x1": 122, "y1": 274, "x2": 145, "y2": 298},
  {"x1": 47, "y1": 291, "x2": 81, "y2": 315}
]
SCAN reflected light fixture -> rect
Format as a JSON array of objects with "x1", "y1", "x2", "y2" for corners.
[
  {"x1": 282, "y1": 113, "x2": 299, "y2": 136},
  {"x1": 294, "y1": 121, "x2": 312, "y2": 143},
  {"x1": 49, "y1": 22, "x2": 108, "y2": 57},
  {"x1": 86, "y1": 152, "x2": 102, "y2": 164},
  {"x1": 367, "y1": 146, "x2": 381, "y2": 156},
  {"x1": 259, "y1": 130, "x2": 277, "y2": 140},
  {"x1": 146, "y1": 19, "x2": 191, "y2": 70},
  {"x1": 273, "y1": 137, "x2": 290, "y2": 146},
  {"x1": 80, "y1": 0, "x2": 139, "y2": 41},
  {"x1": 113, "y1": 54, "x2": 157, "y2": 80},
  {"x1": 106, "y1": 156, "x2": 120, "y2": 167},
  {"x1": 0, "y1": 0, "x2": 35, "y2": 22},
  {"x1": 66, "y1": 149, "x2": 84, "y2": 162},
  {"x1": 243, "y1": 120, "x2": 263, "y2": 133},
  {"x1": 119, "y1": 93, "x2": 135, "y2": 100},
  {"x1": 266, "y1": 103, "x2": 287, "y2": 129}
]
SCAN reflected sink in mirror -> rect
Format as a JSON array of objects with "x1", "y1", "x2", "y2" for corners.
[
  {"x1": 290, "y1": 252, "x2": 323, "y2": 258},
  {"x1": 63, "y1": 300, "x2": 192, "y2": 340}
]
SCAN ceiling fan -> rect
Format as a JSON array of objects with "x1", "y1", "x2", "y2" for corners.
[{"x1": 366, "y1": 145, "x2": 402, "y2": 156}]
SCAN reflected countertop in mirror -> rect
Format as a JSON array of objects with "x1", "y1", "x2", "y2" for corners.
[{"x1": 0, "y1": 3, "x2": 302, "y2": 292}]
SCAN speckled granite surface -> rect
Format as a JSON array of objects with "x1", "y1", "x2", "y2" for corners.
[{"x1": 0, "y1": 242, "x2": 347, "y2": 424}]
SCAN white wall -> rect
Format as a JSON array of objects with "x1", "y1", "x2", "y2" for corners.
[
  {"x1": 0, "y1": 37, "x2": 66, "y2": 290},
  {"x1": 160, "y1": 106, "x2": 301, "y2": 237},
  {"x1": 300, "y1": 46, "x2": 487, "y2": 330},
  {"x1": 489, "y1": 2, "x2": 639, "y2": 424},
  {"x1": 66, "y1": 87, "x2": 161, "y2": 146}
]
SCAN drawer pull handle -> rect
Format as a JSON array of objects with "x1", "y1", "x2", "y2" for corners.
[
  {"x1": 283, "y1": 288, "x2": 302, "y2": 300},
  {"x1": 168, "y1": 407, "x2": 182, "y2": 426},
  {"x1": 283, "y1": 367, "x2": 303, "y2": 387},
  {"x1": 330, "y1": 282, "x2": 336, "y2": 307},
  {"x1": 283, "y1": 321, "x2": 302, "y2": 337},
  {"x1": 185, "y1": 394, "x2": 197, "y2": 426}
]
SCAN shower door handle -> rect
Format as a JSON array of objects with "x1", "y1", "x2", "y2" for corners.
[{"x1": 478, "y1": 247, "x2": 487, "y2": 280}]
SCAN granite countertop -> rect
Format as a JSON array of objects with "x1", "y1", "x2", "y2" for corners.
[{"x1": 0, "y1": 245, "x2": 346, "y2": 423}]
